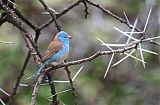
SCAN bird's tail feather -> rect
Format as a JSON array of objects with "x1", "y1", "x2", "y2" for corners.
[{"x1": 34, "y1": 63, "x2": 45, "y2": 78}]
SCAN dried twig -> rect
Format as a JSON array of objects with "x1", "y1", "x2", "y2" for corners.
[
  {"x1": 82, "y1": 1, "x2": 89, "y2": 18},
  {"x1": 31, "y1": 74, "x2": 45, "y2": 105},
  {"x1": 0, "y1": 1, "x2": 41, "y2": 65},
  {"x1": 38, "y1": 0, "x2": 61, "y2": 31},
  {"x1": 39, "y1": 0, "x2": 84, "y2": 30},
  {"x1": 0, "y1": 0, "x2": 159, "y2": 105},
  {"x1": 64, "y1": 60, "x2": 77, "y2": 105},
  {"x1": 47, "y1": 73, "x2": 58, "y2": 105}
]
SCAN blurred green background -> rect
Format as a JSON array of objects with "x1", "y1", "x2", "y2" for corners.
[{"x1": 0, "y1": 0, "x2": 160, "y2": 105}]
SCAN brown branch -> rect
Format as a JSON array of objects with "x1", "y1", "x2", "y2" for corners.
[
  {"x1": 47, "y1": 73, "x2": 58, "y2": 105},
  {"x1": 31, "y1": 74, "x2": 45, "y2": 105},
  {"x1": 8, "y1": 29, "x2": 41, "y2": 104},
  {"x1": 39, "y1": 0, "x2": 84, "y2": 30},
  {"x1": 82, "y1": 1, "x2": 89, "y2": 18},
  {"x1": 31, "y1": 40, "x2": 149, "y2": 103},
  {"x1": 0, "y1": 2, "x2": 42, "y2": 104},
  {"x1": 1, "y1": 0, "x2": 158, "y2": 105},
  {"x1": 39, "y1": 0, "x2": 61, "y2": 31},
  {"x1": 0, "y1": 0, "x2": 37, "y2": 31},
  {"x1": 44, "y1": 37, "x2": 157, "y2": 74},
  {"x1": 86, "y1": 0, "x2": 143, "y2": 34},
  {"x1": 44, "y1": 46, "x2": 135, "y2": 73},
  {"x1": 64, "y1": 63, "x2": 77, "y2": 105},
  {"x1": 0, "y1": 12, "x2": 7, "y2": 26},
  {"x1": 14, "y1": 8, "x2": 38, "y2": 31},
  {"x1": 8, "y1": 53, "x2": 31, "y2": 105},
  {"x1": 0, "y1": 0, "x2": 15, "y2": 26},
  {"x1": 0, "y1": 1, "x2": 41, "y2": 65},
  {"x1": 30, "y1": 41, "x2": 139, "y2": 105}
]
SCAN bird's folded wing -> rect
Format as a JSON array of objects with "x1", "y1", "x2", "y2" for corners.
[{"x1": 42, "y1": 41, "x2": 62, "y2": 62}]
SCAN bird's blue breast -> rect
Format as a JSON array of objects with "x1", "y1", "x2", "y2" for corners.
[{"x1": 46, "y1": 44, "x2": 69, "y2": 63}]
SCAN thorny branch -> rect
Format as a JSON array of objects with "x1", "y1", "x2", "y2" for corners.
[
  {"x1": 86, "y1": 0, "x2": 144, "y2": 34},
  {"x1": 6, "y1": 0, "x2": 63, "y2": 103},
  {"x1": 31, "y1": 74, "x2": 45, "y2": 105},
  {"x1": 0, "y1": 1, "x2": 41, "y2": 65},
  {"x1": 47, "y1": 73, "x2": 59, "y2": 105},
  {"x1": 39, "y1": 0, "x2": 85, "y2": 30},
  {"x1": 0, "y1": 0, "x2": 159, "y2": 105},
  {"x1": 64, "y1": 60, "x2": 77, "y2": 105},
  {"x1": 32, "y1": 35, "x2": 159, "y2": 104},
  {"x1": 38, "y1": 0, "x2": 61, "y2": 31},
  {"x1": 82, "y1": 1, "x2": 89, "y2": 18}
]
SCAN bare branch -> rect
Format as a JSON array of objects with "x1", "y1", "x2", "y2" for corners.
[
  {"x1": 64, "y1": 60, "x2": 77, "y2": 105},
  {"x1": 31, "y1": 74, "x2": 45, "y2": 105}
]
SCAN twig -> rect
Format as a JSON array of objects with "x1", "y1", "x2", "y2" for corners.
[
  {"x1": 38, "y1": 0, "x2": 61, "y2": 31},
  {"x1": 39, "y1": 0, "x2": 84, "y2": 30},
  {"x1": 64, "y1": 60, "x2": 77, "y2": 105},
  {"x1": 14, "y1": 8, "x2": 38, "y2": 31},
  {"x1": 0, "y1": 1, "x2": 41, "y2": 65},
  {"x1": 42, "y1": 37, "x2": 156, "y2": 74},
  {"x1": 31, "y1": 74, "x2": 45, "y2": 105},
  {"x1": 82, "y1": 1, "x2": 89, "y2": 18},
  {"x1": 86, "y1": 0, "x2": 143, "y2": 34},
  {"x1": 30, "y1": 42, "x2": 140, "y2": 105},
  {"x1": 47, "y1": 73, "x2": 58, "y2": 105},
  {"x1": 8, "y1": 53, "x2": 31, "y2": 105},
  {"x1": 0, "y1": 12, "x2": 8, "y2": 26},
  {"x1": 8, "y1": 29, "x2": 41, "y2": 105}
]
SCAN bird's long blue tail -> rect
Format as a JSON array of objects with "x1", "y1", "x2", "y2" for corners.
[{"x1": 34, "y1": 63, "x2": 46, "y2": 78}]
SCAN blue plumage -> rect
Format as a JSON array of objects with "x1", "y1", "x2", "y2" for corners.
[{"x1": 34, "y1": 31, "x2": 71, "y2": 78}]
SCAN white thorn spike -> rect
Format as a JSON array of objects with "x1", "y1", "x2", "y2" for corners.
[
  {"x1": 143, "y1": 7, "x2": 152, "y2": 32},
  {"x1": 103, "y1": 44, "x2": 126, "y2": 47},
  {"x1": 104, "y1": 53, "x2": 115, "y2": 78},
  {"x1": 37, "y1": 66, "x2": 84, "y2": 85},
  {"x1": 57, "y1": 97, "x2": 66, "y2": 105},
  {"x1": 143, "y1": 36, "x2": 160, "y2": 41},
  {"x1": 72, "y1": 66, "x2": 84, "y2": 81},
  {"x1": 19, "y1": 83, "x2": 29, "y2": 87},
  {"x1": 126, "y1": 18, "x2": 138, "y2": 44},
  {"x1": 124, "y1": 52, "x2": 147, "y2": 63},
  {"x1": 25, "y1": 75, "x2": 35, "y2": 80},
  {"x1": 123, "y1": 11, "x2": 130, "y2": 24},
  {"x1": 97, "y1": 37, "x2": 113, "y2": 51},
  {"x1": 114, "y1": 27, "x2": 139, "y2": 41},
  {"x1": 47, "y1": 89, "x2": 72, "y2": 99},
  {"x1": 0, "y1": 41, "x2": 15, "y2": 44},
  {"x1": 113, "y1": 49, "x2": 135, "y2": 67},
  {"x1": 124, "y1": 32, "x2": 143, "y2": 34},
  {"x1": 137, "y1": 48, "x2": 158, "y2": 55},
  {"x1": 139, "y1": 44, "x2": 146, "y2": 68},
  {"x1": 0, "y1": 99, "x2": 6, "y2": 105},
  {"x1": 0, "y1": 88, "x2": 10, "y2": 96}
]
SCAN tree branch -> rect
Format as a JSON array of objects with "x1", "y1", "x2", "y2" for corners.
[
  {"x1": 0, "y1": 1, "x2": 41, "y2": 65},
  {"x1": 64, "y1": 65, "x2": 77, "y2": 105}
]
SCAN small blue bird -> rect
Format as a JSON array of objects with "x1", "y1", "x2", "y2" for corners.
[{"x1": 35, "y1": 31, "x2": 72, "y2": 78}]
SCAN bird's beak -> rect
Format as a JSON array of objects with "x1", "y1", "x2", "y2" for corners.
[{"x1": 68, "y1": 35, "x2": 72, "y2": 39}]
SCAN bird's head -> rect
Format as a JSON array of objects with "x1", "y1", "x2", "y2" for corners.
[{"x1": 54, "y1": 31, "x2": 72, "y2": 44}]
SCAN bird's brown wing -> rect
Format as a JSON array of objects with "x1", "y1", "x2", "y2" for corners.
[{"x1": 42, "y1": 41, "x2": 62, "y2": 62}]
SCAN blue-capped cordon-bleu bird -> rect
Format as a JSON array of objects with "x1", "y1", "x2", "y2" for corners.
[{"x1": 35, "y1": 31, "x2": 72, "y2": 78}]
